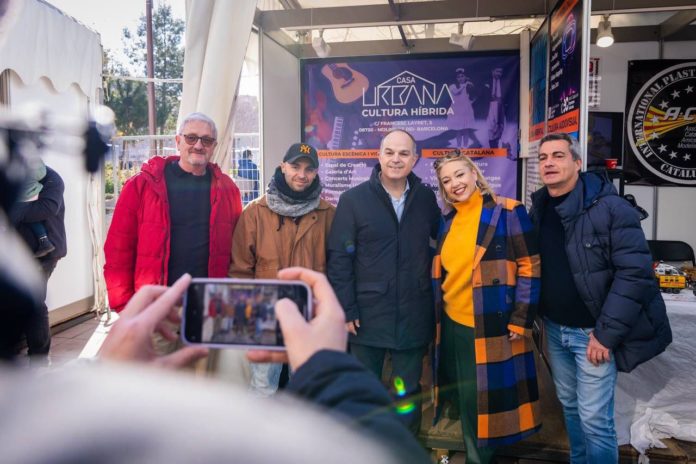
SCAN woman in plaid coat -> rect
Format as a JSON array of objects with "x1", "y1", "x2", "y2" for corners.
[{"x1": 432, "y1": 151, "x2": 541, "y2": 463}]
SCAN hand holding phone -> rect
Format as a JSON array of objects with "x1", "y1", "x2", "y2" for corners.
[
  {"x1": 247, "y1": 267, "x2": 348, "y2": 372},
  {"x1": 182, "y1": 278, "x2": 312, "y2": 350},
  {"x1": 99, "y1": 274, "x2": 208, "y2": 368}
]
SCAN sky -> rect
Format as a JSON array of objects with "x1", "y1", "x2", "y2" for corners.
[
  {"x1": 44, "y1": 0, "x2": 259, "y2": 95},
  {"x1": 46, "y1": 0, "x2": 186, "y2": 65}
]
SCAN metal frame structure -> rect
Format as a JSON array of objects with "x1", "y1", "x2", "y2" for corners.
[{"x1": 255, "y1": 0, "x2": 696, "y2": 57}]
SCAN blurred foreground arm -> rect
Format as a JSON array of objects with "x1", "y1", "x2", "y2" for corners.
[{"x1": 248, "y1": 267, "x2": 430, "y2": 463}]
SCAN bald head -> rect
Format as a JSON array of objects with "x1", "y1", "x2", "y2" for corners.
[
  {"x1": 380, "y1": 129, "x2": 417, "y2": 154},
  {"x1": 378, "y1": 129, "x2": 418, "y2": 183}
]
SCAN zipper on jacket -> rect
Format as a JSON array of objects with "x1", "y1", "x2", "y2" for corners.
[
  {"x1": 209, "y1": 178, "x2": 219, "y2": 276},
  {"x1": 148, "y1": 165, "x2": 170, "y2": 285},
  {"x1": 394, "y1": 220, "x2": 400, "y2": 344}
]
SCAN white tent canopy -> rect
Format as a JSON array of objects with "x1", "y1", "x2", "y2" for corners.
[
  {"x1": 0, "y1": 0, "x2": 102, "y2": 98},
  {"x1": 177, "y1": 0, "x2": 257, "y2": 171},
  {"x1": 0, "y1": 0, "x2": 105, "y2": 323}
]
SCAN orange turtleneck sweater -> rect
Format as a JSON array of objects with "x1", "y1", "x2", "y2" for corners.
[{"x1": 440, "y1": 190, "x2": 483, "y2": 327}]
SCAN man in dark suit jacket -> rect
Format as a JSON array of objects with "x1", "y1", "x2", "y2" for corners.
[
  {"x1": 327, "y1": 129, "x2": 440, "y2": 434},
  {"x1": 11, "y1": 164, "x2": 66, "y2": 360}
]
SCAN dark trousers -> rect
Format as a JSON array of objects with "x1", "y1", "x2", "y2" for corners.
[
  {"x1": 25, "y1": 258, "x2": 57, "y2": 357},
  {"x1": 350, "y1": 343, "x2": 426, "y2": 435},
  {"x1": 441, "y1": 313, "x2": 496, "y2": 464},
  {"x1": 28, "y1": 221, "x2": 48, "y2": 238}
]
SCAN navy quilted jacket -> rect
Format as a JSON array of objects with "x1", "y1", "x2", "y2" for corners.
[{"x1": 530, "y1": 171, "x2": 671, "y2": 372}]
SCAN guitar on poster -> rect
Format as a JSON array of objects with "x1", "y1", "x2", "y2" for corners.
[{"x1": 321, "y1": 63, "x2": 369, "y2": 104}]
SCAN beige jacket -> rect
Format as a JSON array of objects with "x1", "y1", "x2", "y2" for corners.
[{"x1": 229, "y1": 195, "x2": 336, "y2": 279}]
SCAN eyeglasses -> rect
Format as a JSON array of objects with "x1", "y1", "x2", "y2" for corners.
[
  {"x1": 433, "y1": 149, "x2": 465, "y2": 170},
  {"x1": 180, "y1": 134, "x2": 216, "y2": 147}
]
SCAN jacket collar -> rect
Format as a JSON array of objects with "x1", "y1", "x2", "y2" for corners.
[
  {"x1": 369, "y1": 164, "x2": 423, "y2": 222},
  {"x1": 444, "y1": 192, "x2": 496, "y2": 221},
  {"x1": 439, "y1": 192, "x2": 500, "y2": 269},
  {"x1": 531, "y1": 171, "x2": 615, "y2": 222},
  {"x1": 257, "y1": 195, "x2": 332, "y2": 211},
  {"x1": 140, "y1": 155, "x2": 225, "y2": 183},
  {"x1": 368, "y1": 163, "x2": 422, "y2": 193}
]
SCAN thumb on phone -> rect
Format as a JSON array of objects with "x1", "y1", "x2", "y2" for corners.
[
  {"x1": 275, "y1": 298, "x2": 305, "y2": 335},
  {"x1": 274, "y1": 298, "x2": 309, "y2": 369}
]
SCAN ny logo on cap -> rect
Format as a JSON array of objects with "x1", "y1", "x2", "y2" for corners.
[{"x1": 299, "y1": 144, "x2": 311, "y2": 154}]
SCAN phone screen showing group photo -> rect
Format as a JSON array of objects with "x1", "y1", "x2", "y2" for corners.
[{"x1": 184, "y1": 281, "x2": 309, "y2": 347}]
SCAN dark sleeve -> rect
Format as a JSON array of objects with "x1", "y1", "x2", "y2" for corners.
[
  {"x1": 326, "y1": 195, "x2": 359, "y2": 322},
  {"x1": 427, "y1": 189, "x2": 441, "y2": 240},
  {"x1": 508, "y1": 204, "x2": 541, "y2": 332},
  {"x1": 10, "y1": 169, "x2": 64, "y2": 224},
  {"x1": 594, "y1": 200, "x2": 656, "y2": 349},
  {"x1": 287, "y1": 350, "x2": 430, "y2": 464}
]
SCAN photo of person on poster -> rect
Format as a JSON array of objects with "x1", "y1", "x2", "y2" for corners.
[
  {"x1": 446, "y1": 68, "x2": 483, "y2": 149},
  {"x1": 485, "y1": 67, "x2": 506, "y2": 149}
]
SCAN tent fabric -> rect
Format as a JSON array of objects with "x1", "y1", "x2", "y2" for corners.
[
  {"x1": 177, "y1": 0, "x2": 256, "y2": 171},
  {"x1": 87, "y1": 171, "x2": 108, "y2": 316},
  {"x1": 0, "y1": 0, "x2": 102, "y2": 98}
]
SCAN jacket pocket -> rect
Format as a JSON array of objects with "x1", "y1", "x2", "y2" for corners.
[
  {"x1": 580, "y1": 234, "x2": 610, "y2": 269},
  {"x1": 356, "y1": 281, "x2": 389, "y2": 305},
  {"x1": 256, "y1": 257, "x2": 280, "y2": 277},
  {"x1": 357, "y1": 281, "x2": 389, "y2": 294}
]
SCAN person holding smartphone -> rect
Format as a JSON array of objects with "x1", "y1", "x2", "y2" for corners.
[
  {"x1": 431, "y1": 150, "x2": 541, "y2": 463},
  {"x1": 229, "y1": 142, "x2": 335, "y2": 396},
  {"x1": 0, "y1": 268, "x2": 430, "y2": 464}
]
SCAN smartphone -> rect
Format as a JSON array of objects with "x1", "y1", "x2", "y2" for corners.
[{"x1": 182, "y1": 278, "x2": 312, "y2": 350}]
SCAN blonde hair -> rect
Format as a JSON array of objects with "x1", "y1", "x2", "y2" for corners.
[{"x1": 433, "y1": 149, "x2": 496, "y2": 204}]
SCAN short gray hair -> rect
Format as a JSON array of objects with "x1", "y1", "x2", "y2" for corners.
[
  {"x1": 540, "y1": 132, "x2": 582, "y2": 161},
  {"x1": 178, "y1": 112, "x2": 218, "y2": 139}
]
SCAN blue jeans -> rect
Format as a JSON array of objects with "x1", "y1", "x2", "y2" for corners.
[
  {"x1": 249, "y1": 362, "x2": 282, "y2": 397},
  {"x1": 544, "y1": 319, "x2": 618, "y2": 464}
]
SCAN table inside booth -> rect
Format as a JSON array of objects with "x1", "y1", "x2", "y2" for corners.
[{"x1": 615, "y1": 291, "x2": 696, "y2": 454}]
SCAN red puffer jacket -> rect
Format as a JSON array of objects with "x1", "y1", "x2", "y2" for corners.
[{"x1": 104, "y1": 156, "x2": 242, "y2": 311}]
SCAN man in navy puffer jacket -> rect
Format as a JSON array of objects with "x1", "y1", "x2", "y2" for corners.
[{"x1": 530, "y1": 132, "x2": 671, "y2": 464}]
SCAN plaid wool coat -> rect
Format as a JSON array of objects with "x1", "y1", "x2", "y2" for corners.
[{"x1": 431, "y1": 194, "x2": 542, "y2": 447}]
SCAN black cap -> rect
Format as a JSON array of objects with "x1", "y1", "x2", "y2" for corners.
[{"x1": 283, "y1": 143, "x2": 319, "y2": 169}]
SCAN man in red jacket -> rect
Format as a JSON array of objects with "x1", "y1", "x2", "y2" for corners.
[{"x1": 104, "y1": 112, "x2": 242, "y2": 311}]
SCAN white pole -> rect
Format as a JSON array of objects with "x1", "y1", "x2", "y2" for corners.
[
  {"x1": 519, "y1": 29, "x2": 531, "y2": 160},
  {"x1": 579, "y1": 0, "x2": 591, "y2": 170}
]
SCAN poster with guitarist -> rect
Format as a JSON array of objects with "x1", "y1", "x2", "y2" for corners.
[{"x1": 301, "y1": 52, "x2": 520, "y2": 205}]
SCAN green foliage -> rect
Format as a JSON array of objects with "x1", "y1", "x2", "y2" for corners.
[
  {"x1": 103, "y1": 50, "x2": 149, "y2": 136},
  {"x1": 124, "y1": 4, "x2": 184, "y2": 134},
  {"x1": 103, "y1": 3, "x2": 184, "y2": 136},
  {"x1": 104, "y1": 163, "x2": 139, "y2": 195}
]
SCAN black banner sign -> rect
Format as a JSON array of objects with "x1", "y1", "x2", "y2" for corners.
[{"x1": 624, "y1": 60, "x2": 696, "y2": 186}]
